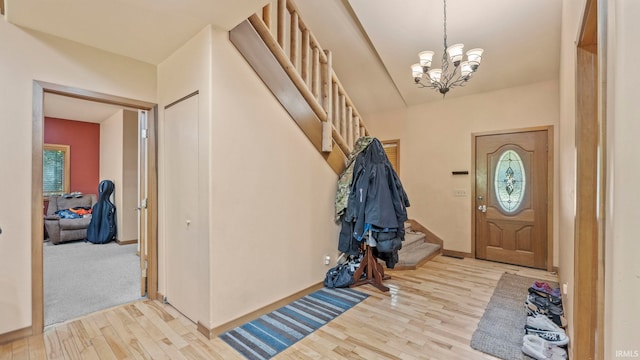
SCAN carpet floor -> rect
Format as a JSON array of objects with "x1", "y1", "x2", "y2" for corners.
[
  {"x1": 470, "y1": 272, "x2": 559, "y2": 360},
  {"x1": 220, "y1": 287, "x2": 369, "y2": 360},
  {"x1": 44, "y1": 240, "x2": 142, "y2": 327}
]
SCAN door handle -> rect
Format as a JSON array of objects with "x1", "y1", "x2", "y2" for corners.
[{"x1": 477, "y1": 205, "x2": 487, "y2": 213}]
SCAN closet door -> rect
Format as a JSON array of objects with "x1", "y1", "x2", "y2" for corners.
[{"x1": 164, "y1": 94, "x2": 200, "y2": 322}]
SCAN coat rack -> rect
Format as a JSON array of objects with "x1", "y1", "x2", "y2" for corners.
[{"x1": 350, "y1": 243, "x2": 390, "y2": 292}]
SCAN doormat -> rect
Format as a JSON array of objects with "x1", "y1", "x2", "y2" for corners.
[
  {"x1": 219, "y1": 287, "x2": 368, "y2": 360},
  {"x1": 470, "y1": 273, "x2": 559, "y2": 360}
]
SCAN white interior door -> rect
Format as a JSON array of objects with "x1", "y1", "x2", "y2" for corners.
[{"x1": 164, "y1": 94, "x2": 200, "y2": 322}]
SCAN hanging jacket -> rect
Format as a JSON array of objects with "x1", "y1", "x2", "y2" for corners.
[
  {"x1": 337, "y1": 138, "x2": 410, "y2": 267},
  {"x1": 335, "y1": 136, "x2": 375, "y2": 222}
]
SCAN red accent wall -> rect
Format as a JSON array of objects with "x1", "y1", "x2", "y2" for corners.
[{"x1": 44, "y1": 117, "x2": 100, "y2": 196}]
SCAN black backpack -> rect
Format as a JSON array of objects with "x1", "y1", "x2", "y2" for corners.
[{"x1": 86, "y1": 180, "x2": 117, "y2": 244}]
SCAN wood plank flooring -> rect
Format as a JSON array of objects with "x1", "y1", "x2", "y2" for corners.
[{"x1": 0, "y1": 255, "x2": 558, "y2": 359}]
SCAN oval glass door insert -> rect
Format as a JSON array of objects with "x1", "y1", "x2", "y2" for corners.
[{"x1": 494, "y1": 149, "x2": 526, "y2": 213}]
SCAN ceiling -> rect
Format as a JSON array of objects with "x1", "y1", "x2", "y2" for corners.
[
  {"x1": 44, "y1": 93, "x2": 139, "y2": 123},
  {"x1": 6, "y1": 0, "x2": 562, "y2": 117}
]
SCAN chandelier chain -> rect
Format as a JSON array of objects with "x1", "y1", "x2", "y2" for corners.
[{"x1": 443, "y1": 0, "x2": 448, "y2": 49}]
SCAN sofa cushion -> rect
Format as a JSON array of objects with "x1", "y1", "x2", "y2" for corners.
[
  {"x1": 55, "y1": 196, "x2": 93, "y2": 211},
  {"x1": 59, "y1": 217, "x2": 92, "y2": 230}
]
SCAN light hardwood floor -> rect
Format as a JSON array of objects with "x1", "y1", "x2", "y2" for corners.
[{"x1": 0, "y1": 255, "x2": 558, "y2": 359}]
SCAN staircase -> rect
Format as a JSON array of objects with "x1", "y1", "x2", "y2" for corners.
[
  {"x1": 229, "y1": 0, "x2": 370, "y2": 175},
  {"x1": 393, "y1": 220, "x2": 442, "y2": 270}
]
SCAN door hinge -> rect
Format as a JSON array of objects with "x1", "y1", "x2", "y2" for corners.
[
  {"x1": 141, "y1": 128, "x2": 149, "y2": 139},
  {"x1": 141, "y1": 198, "x2": 148, "y2": 209}
]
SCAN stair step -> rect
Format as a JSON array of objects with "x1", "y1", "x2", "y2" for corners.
[
  {"x1": 404, "y1": 221, "x2": 411, "y2": 232},
  {"x1": 392, "y1": 242, "x2": 442, "y2": 271},
  {"x1": 403, "y1": 231, "x2": 426, "y2": 248}
]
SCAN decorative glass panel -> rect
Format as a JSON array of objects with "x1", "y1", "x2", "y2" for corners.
[{"x1": 494, "y1": 150, "x2": 526, "y2": 213}]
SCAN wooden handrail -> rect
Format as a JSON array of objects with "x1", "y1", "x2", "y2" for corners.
[
  {"x1": 248, "y1": 14, "x2": 328, "y2": 122},
  {"x1": 250, "y1": 0, "x2": 371, "y2": 157}
]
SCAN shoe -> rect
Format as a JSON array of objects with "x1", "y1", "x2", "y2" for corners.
[
  {"x1": 522, "y1": 335, "x2": 567, "y2": 359},
  {"x1": 527, "y1": 313, "x2": 565, "y2": 333},
  {"x1": 526, "y1": 293, "x2": 550, "y2": 315},
  {"x1": 531, "y1": 281, "x2": 562, "y2": 298},
  {"x1": 525, "y1": 327, "x2": 569, "y2": 346},
  {"x1": 529, "y1": 287, "x2": 563, "y2": 304}
]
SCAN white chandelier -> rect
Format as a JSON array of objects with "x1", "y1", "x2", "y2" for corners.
[{"x1": 411, "y1": 0, "x2": 484, "y2": 95}]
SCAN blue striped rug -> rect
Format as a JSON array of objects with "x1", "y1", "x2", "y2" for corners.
[{"x1": 219, "y1": 287, "x2": 369, "y2": 360}]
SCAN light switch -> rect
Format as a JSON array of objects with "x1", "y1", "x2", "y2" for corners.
[{"x1": 453, "y1": 189, "x2": 467, "y2": 197}]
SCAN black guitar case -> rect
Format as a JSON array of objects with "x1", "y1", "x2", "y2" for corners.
[{"x1": 86, "y1": 180, "x2": 117, "y2": 244}]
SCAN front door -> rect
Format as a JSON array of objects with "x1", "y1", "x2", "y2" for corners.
[{"x1": 475, "y1": 129, "x2": 549, "y2": 269}]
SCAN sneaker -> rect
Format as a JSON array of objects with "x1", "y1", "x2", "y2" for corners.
[
  {"x1": 522, "y1": 335, "x2": 567, "y2": 359},
  {"x1": 531, "y1": 281, "x2": 562, "y2": 299},
  {"x1": 525, "y1": 327, "x2": 569, "y2": 346},
  {"x1": 526, "y1": 293, "x2": 550, "y2": 315},
  {"x1": 529, "y1": 287, "x2": 562, "y2": 304},
  {"x1": 527, "y1": 313, "x2": 565, "y2": 333}
]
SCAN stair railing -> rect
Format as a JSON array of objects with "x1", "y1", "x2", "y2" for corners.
[{"x1": 248, "y1": 0, "x2": 370, "y2": 157}]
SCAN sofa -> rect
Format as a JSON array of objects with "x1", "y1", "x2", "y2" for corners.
[{"x1": 45, "y1": 194, "x2": 97, "y2": 244}]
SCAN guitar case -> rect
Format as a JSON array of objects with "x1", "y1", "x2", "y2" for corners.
[{"x1": 86, "y1": 180, "x2": 117, "y2": 244}]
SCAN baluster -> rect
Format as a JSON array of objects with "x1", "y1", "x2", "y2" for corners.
[
  {"x1": 322, "y1": 51, "x2": 332, "y2": 122},
  {"x1": 301, "y1": 29, "x2": 310, "y2": 86},
  {"x1": 340, "y1": 94, "x2": 347, "y2": 142},
  {"x1": 353, "y1": 116, "x2": 360, "y2": 144},
  {"x1": 333, "y1": 82, "x2": 340, "y2": 134},
  {"x1": 347, "y1": 107, "x2": 353, "y2": 149},
  {"x1": 262, "y1": 3, "x2": 271, "y2": 29},
  {"x1": 290, "y1": 12, "x2": 299, "y2": 70},
  {"x1": 277, "y1": 0, "x2": 286, "y2": 48},
  {"x1": 312, "y1": 48, "x2": 320, "y2": 100}
]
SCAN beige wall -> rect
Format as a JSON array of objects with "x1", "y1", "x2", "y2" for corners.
[
  {"x1": 99, "y1": 109, "x2": 139, "y2": 242},
  {"x1": 99, "y1": 110, "x2": 124, "y2": 237},
  {"x1": 207, "y1": 28, "x2": 341, "y2": 327},
  {"x1": 157, "y1": 25, "x2": 213, "y2": 325},
  {"x1": 605, "y1": 0, "x2": 640, "y2": 353},
  {"x1": 0, "y1": 21, "x2": 155, "y2": 334},
  {"x1": 122, "y1": 110, "x2": 139, "y2": 242},
  {"x1": 156, "y1": 26, "x2": 343, "y2": 329},
  {"x1": 366, "y1": 81, "x2": 560, "y2": 262}
]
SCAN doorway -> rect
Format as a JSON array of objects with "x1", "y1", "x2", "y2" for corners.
[
  {"x1": 31, "y1": 81, "x2": 159, "y2": 334},
  {"x1": 472, "y1": 127, "x2": 553, "y2": 270}
]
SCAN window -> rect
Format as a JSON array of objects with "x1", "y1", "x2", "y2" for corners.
[
  {"x1": 494, "y1": 149, "x2": 526, "y2": 213},
  {"x1": 43, "y1": 144, "x2": 70, "y2": 197}
]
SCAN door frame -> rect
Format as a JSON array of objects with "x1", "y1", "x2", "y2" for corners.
[
  {"x1": 31, "y1": 80, "x2": 159, "y2": 334},
  {"x1": 470, "y1": 125, "x2": 554, "y2": 272},
  {"x1": 573, "y1": 0, "x2": 604, "y2": 357}
]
